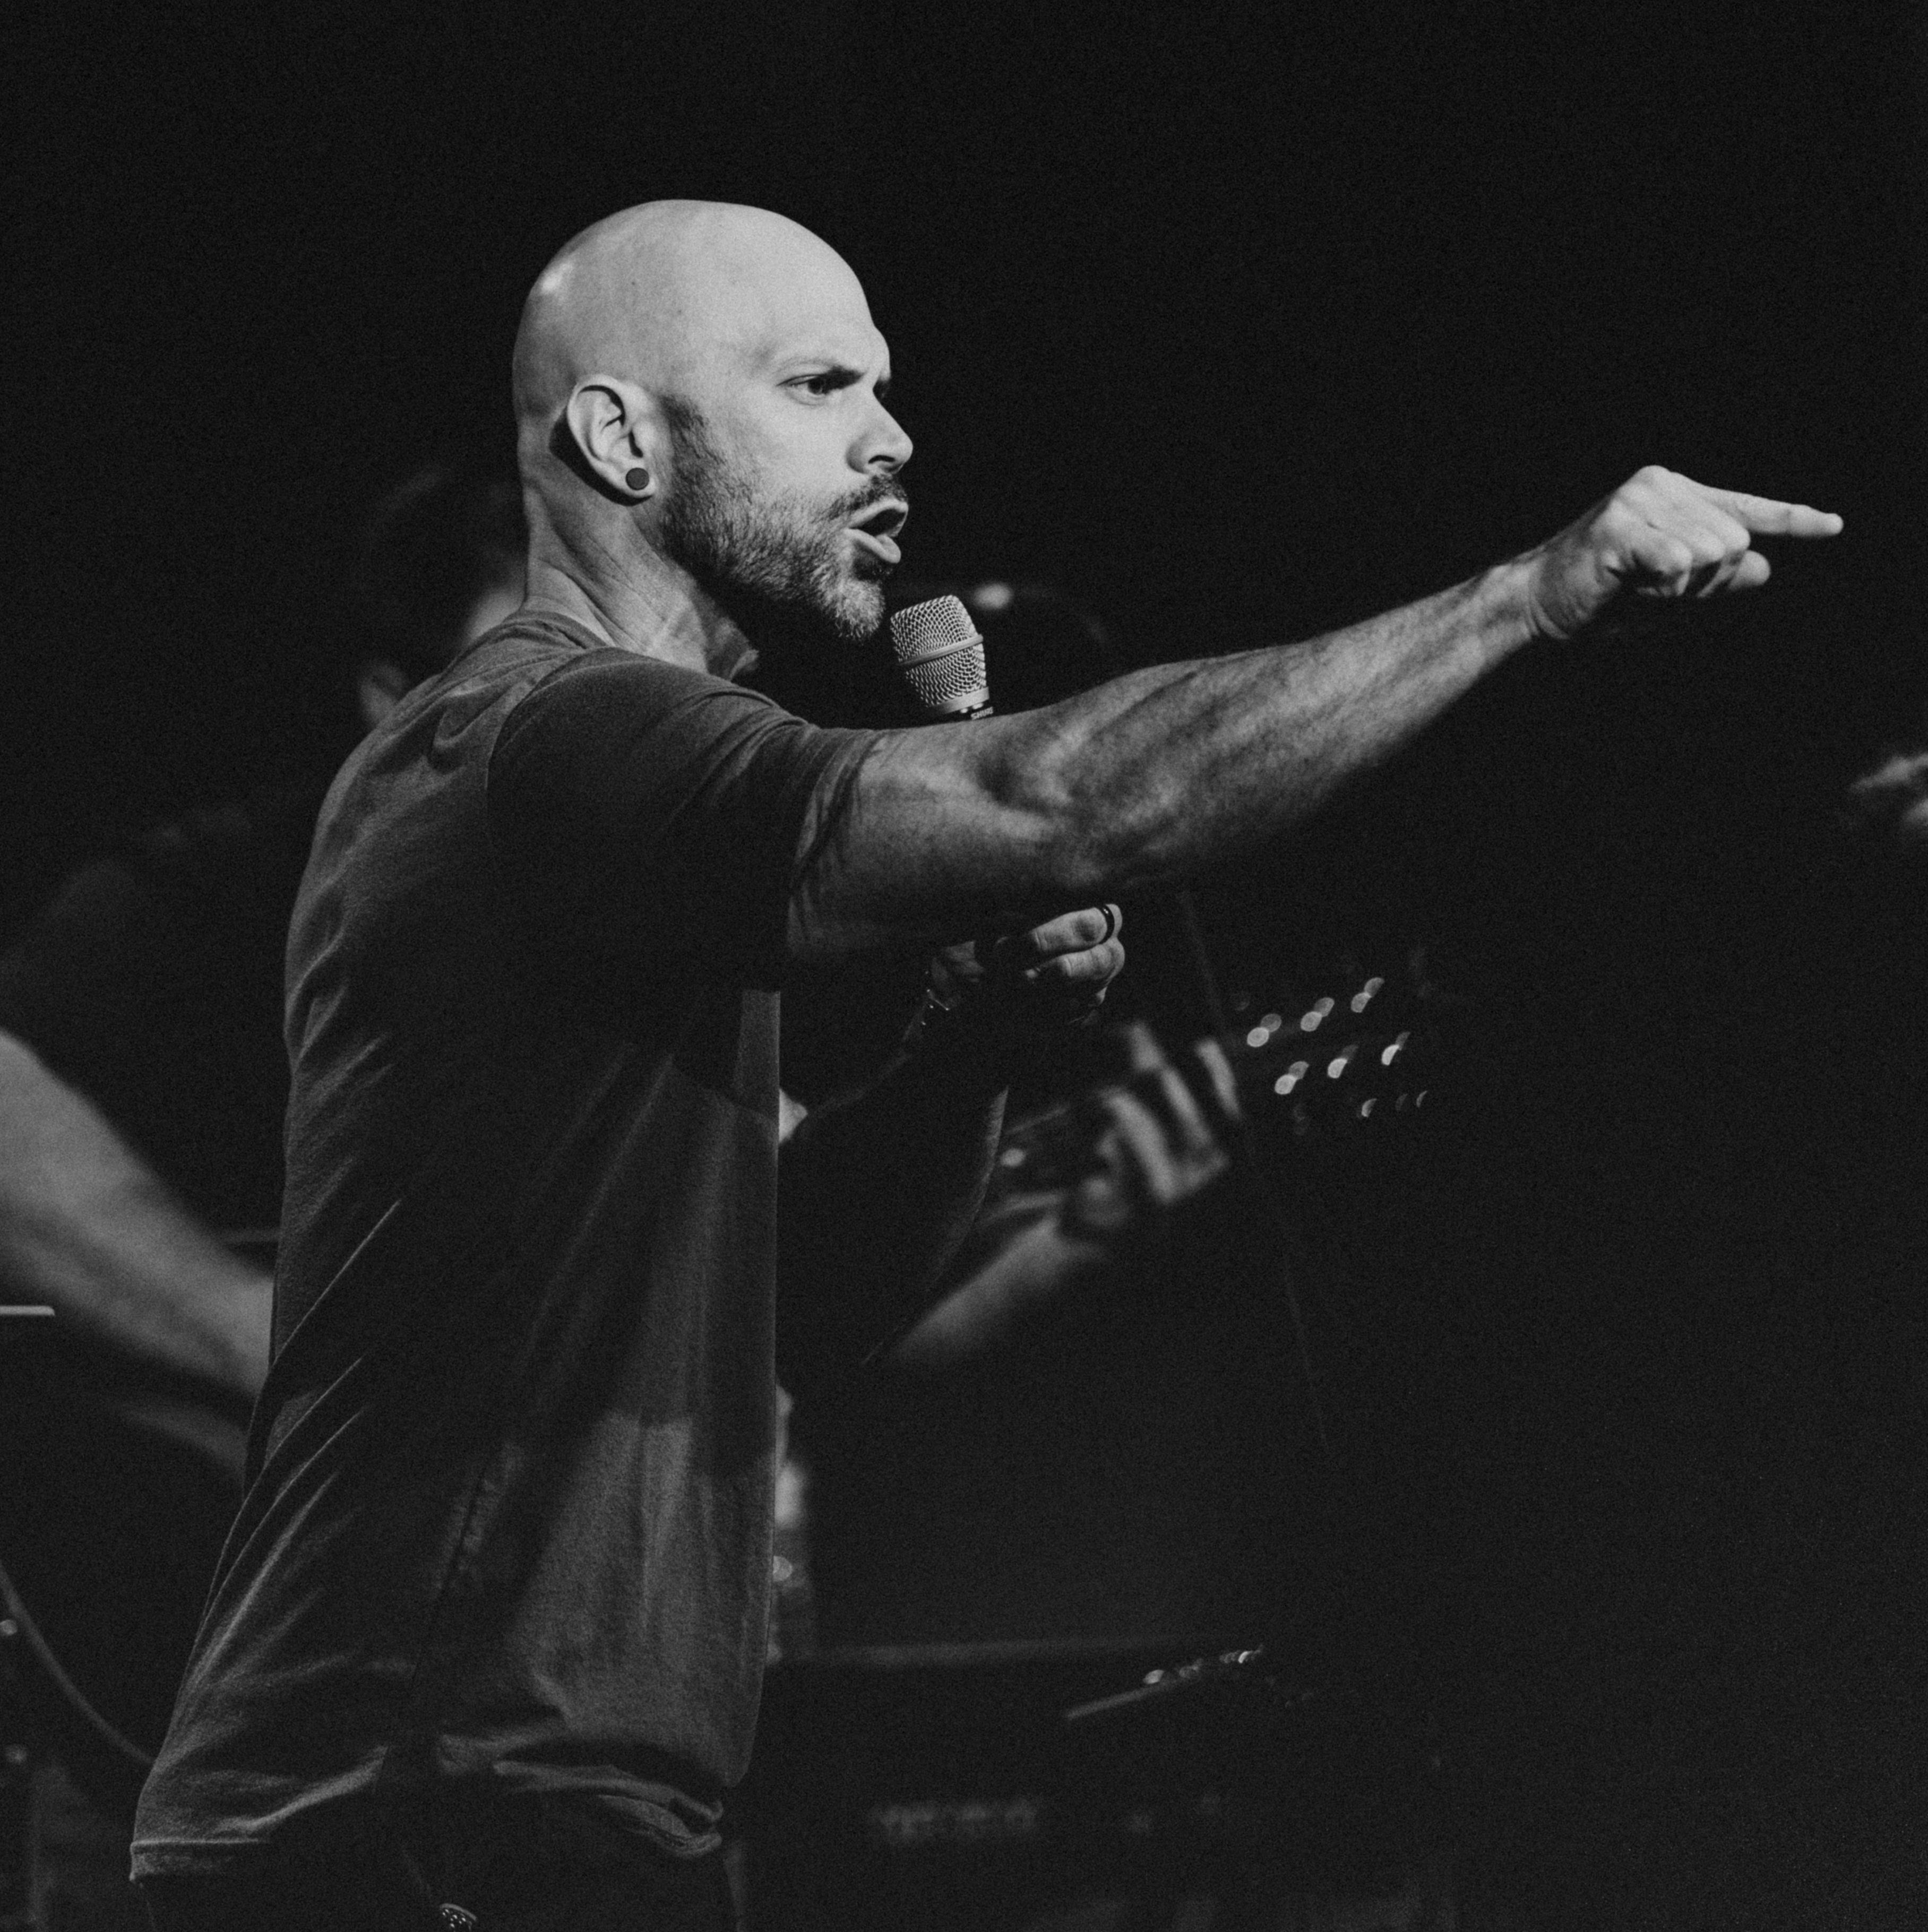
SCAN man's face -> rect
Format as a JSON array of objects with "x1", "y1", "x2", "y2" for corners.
[{"x1": 657, "y1": 270, "x2": 911, "y2": 646}]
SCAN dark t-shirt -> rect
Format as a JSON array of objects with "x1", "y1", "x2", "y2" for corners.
[{"x1": 131, "y1": 615, "x2": 873, "y2": 1876}]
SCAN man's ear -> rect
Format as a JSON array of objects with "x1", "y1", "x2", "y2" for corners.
[
  {"x1": 355, "y1": 658, "x2": 413, "y2": 731},
  {"x1": 562, "y1": 377, "x2": 661, "y2": 505}
]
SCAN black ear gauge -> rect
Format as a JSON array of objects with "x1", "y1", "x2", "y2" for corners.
[{"x1": 624, "y1": 465, "x2": 650, "y2": 493}]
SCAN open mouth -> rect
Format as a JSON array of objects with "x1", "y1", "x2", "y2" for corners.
[{"x1": 847, "y1": 496, "x2": 909, "y2": 567}]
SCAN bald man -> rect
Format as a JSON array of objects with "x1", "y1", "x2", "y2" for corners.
[{"x1": 131, "y1": 202, "x2": 1839, "y2": 1929}]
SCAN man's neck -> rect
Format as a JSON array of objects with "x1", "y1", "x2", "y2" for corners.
[{"x1": 522, "y1": 542, "x2": 758, "y2": 682}]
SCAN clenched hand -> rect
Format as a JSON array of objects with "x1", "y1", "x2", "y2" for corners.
[{"x1": 930, "y1": 903, "x2": 1127, "y2": 1036}]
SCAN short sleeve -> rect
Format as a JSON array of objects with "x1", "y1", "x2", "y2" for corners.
[{"x1": 486, "y1": 651, "x2": 876, "y2": 986}]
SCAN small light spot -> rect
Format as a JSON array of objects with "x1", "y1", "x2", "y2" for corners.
[{"x1": 1246, "y1": 1026, "x2": 1269, "y2": 1049}]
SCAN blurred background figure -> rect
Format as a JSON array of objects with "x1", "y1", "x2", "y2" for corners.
[
  {"x1": 886, "y1": 1017, "x2": 1239, "y2": 1376},
  {"x1": 796, "y1": 995, "x2": 1321, "y2": 1653},
  {"x1": 346, "y1": 461, "x2": 528, "y2": 727},
  {"x1": 0, "y1": 461, "x2": 524, "y2": 1932}
]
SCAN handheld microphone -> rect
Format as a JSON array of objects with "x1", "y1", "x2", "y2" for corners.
[{"x1": 889, "y1": 596, "x2": 994, "y2": 720}]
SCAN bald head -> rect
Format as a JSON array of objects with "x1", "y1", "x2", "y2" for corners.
[{"x1": 513, "y1": 201, "x2": 872, "y2": 472}]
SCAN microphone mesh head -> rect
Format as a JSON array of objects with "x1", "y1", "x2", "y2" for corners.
[
  {"x1": 891, "y1": 594, "x2": 978, "y2": 661},
  {"x1": 890, "y1": 596, "x2": 991, "y2": 717}
]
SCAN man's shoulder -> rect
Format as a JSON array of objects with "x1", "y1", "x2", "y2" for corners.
[
  {"x1": 322, "y1": 613, "x2": 803, "y2": 858},
  {"x1": 347, "y1": 615, "x2": 602, "y2": 782},
  {"x1": 434, "y1": 611, "x2": 606, "y2": 707},
  {"x1": 426, "y1": 612, "x2": 756, "y2": 731}
]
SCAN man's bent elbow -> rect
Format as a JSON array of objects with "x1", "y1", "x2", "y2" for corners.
[
  {"x1": 996, "y1": 741, "x2": 1166, "y2": 904},
  {"x1": 1036, "y1": 786, "x2": 1183, "y2": 904}
]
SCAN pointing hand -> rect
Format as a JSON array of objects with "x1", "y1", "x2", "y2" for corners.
[{"x1": 1521, "y1": 465, "x2": 1841, "y2": 642}]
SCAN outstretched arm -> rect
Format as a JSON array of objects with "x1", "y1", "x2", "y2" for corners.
[
  {"x1": 790, "y1": 470, "x2": 1842, "y2": 958},
  {"x1": 0, "y1": 1031, "x2": 271, "y2": 1402}
]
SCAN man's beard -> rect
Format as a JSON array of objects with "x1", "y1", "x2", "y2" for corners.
[{"x1": 658, "y1": 398, "x2": 903, "y2": 649}]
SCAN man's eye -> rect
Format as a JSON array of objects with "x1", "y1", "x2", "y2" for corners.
[{"x1": 795, "y1": 374, "x2": 842, "y2": 397}]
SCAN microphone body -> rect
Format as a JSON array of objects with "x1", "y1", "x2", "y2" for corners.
[
  {"x1": 889, "y1": 596, "x2": 994, "y2": 720},
  {"x1": 890, "y1": 594, "x2": 1000, "y2": 1005}
]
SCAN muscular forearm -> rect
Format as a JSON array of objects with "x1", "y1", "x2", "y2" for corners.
[
  {"x1": 803, "y1": 562, "x2": 1534, "y2": 953},
  {"x1": 776, "y1": 1027, "x2": 1006, "y2": 1388},
  {"x1": 798, "y1": 467, "x2": 1839, "y2": 958},
  {"x1": 1011, "y1": 563, "x2": 1530, "y2": 893},
  {"x1": 0, "y1": 1032, "x2": 271, "y2": 1401}
]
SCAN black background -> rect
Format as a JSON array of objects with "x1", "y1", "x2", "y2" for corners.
[{"x1": 10, "y1": 2, "x2": 1928, "y2": 1922}]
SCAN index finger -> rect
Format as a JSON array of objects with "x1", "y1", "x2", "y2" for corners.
[{"x1": 1695, "y1": 485, "x2": 1843, "y2": 539}]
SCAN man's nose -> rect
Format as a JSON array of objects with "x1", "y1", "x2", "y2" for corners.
[{"x1": 858, "y1": 401, "x2": 912, "y2": 476}]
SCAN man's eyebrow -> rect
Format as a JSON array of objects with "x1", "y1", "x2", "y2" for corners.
[{"x1": 776, "y1": 354, "x2": 892, "y2": 397}]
